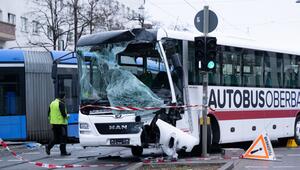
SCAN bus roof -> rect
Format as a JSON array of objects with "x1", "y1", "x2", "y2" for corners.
[
  {"x1": 159, "y1": 29, "x2": 300, "y2": 56},
  {"x1": 77, "y1": 29, "x2": 157, "y2": 47},
  {"x1": 78, "y1": 28, "x2": 300, "y2": 56}
]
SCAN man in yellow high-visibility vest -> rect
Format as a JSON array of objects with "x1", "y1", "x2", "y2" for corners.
[{"x1": 46, "y1": 92, "x2": 70, "y2": 156}]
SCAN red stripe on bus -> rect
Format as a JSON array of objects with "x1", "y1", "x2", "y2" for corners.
[{"x1": 211, "y1": 110, "x2": 298, "y2": 120}]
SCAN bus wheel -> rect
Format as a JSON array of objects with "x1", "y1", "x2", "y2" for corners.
[
  {"x1": 131, "y1": 146, "x2": 143, "y2": 157},
  {"x1": 294, "y1": 116, "x2": 300, "y2": 145}
]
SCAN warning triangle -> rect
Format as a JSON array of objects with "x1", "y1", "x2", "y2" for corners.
[{"x1": 243, "y1": 132, "x2": 276, "y2": 160}]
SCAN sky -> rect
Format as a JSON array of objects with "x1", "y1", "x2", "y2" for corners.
[{"x1": 140, "y1": 0, "x2": 300, "y2": 51}]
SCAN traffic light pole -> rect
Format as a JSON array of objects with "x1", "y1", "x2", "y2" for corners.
[{"x1": 201, "y1": 5, "x2": 209, "y2": 158}]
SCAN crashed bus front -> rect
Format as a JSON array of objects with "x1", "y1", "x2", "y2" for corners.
[{"x1": 76, "y1": 29, "x2": 199, "y2": 157}]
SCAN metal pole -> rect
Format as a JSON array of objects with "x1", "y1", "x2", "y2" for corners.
[{"x1": 201, "y1": 5, "x2": 209, "y2": 158}]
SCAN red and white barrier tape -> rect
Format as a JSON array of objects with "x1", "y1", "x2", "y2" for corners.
[
  {"x1": 80, "y1": 104, "x2": 215, "y2": 111},
  {"x1": 0, "y1": 138, "x2": 127, "y2": 169}
]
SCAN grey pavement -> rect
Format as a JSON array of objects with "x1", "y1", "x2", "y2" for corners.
[
  {"x1": 233, "y1": 147, "x2": 300, "y2": 170},
  {"x1": 1, "y1": 141, "x2": 299, "y2": 170}
]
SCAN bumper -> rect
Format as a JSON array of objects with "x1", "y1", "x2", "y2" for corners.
[{"x1": 79, "y1": 132, "x2": 142, "y2": 147}]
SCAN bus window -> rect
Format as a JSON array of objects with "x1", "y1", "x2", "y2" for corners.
[
  {"x1": 163, "y1": 38, "x2": 184, "y2": 102},
  {"x1": 264, "y1": 52, "x2": 283, "y2": 88},
  {"x1": 188, "y1": 41, "x2": 201, "y2": 85},
  {"x1": 242, "y1": 50, "x2": 263, "y2": 87},
  {"x1": 221, "y1": 46, "x2": 241, "y2": 86},
  {"x1": 283, "y1": 54, "x2": 298, "y2": 88}
]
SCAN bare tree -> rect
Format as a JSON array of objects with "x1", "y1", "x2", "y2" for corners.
[
  {"x1": 98, "y1": 0, "x2": 125, "y2": 30},
  {"x1": 29, "y1": 0, "x2": 152, "y2": 50},
  {"x1": 29, "y1": 0, "x2": 71, "y2": 50}
]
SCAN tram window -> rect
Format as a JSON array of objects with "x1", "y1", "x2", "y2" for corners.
[
  {"x1": 58, "y1": 75, "x2": 78, "y2": 113},
  {"x1": 242, "y1": 50, "x2": 263, "y2": 87},
  {"x1": 0, "y1": 68, "x2": 25, "y2": 116}
]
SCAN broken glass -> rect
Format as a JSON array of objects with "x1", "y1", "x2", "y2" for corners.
[
  {"x1": 78, "y1": 43, "x2": 164, "y2": 117},
  {"x1": 106, "y1": 68, "x2": 164, "y2": 116}
]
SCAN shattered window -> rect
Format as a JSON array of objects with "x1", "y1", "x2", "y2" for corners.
[{"x1": 77, "y1": 42, "x2": 166, "y2": 116}]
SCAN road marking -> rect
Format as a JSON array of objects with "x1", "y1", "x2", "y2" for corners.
[
  {"x1": 22, "y1": 152, "x2": 40, "y2": 155},
  {"x1": 272, "y1": 166, "x2": 297, "y2": 168},
  {"x1": 54, "y1": 158, "x2": 77, "y2": 161},
  {"x1": 84, "y1": 150, "x2": 100, "y2": 153},
  {"x1": 51, "y1": 151, "x2": 60, "y2": 154},
  {"x1": 287, "y1": 154, "x2": 300, "y2": 157},
  {"x1": 7, "y1": 159, "x2": 24, "y2": 162},
  {"x1": 245, "y1": 166, "x2": 268, "y2": 169}
]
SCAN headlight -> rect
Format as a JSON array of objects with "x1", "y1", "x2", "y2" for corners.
[{"x1": 80, "y1": 123, "x2": 89, "y2": 129}]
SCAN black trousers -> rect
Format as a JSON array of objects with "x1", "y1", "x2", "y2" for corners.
[{"x1": 48, "y1": 124, "x2": 68, "y2": 154}]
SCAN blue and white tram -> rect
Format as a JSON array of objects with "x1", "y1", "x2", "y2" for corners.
[{"x1": 0, "y1": 49, "x2": 79, "y2": 142}]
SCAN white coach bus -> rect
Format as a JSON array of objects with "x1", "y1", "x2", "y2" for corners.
[{"x1": 76, "y1": 28, "x2": 300, "y2": 156}]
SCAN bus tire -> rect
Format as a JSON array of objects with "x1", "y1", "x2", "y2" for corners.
[
  {"x1": 278, "y1": 137, "x2": 289, "y2": 146},
  {"x1": 294, "y1": 116, "x2": 300, "y2": 145},
  {"x1": 131, "y1": 146, "x2": 143, "y2": 157}
]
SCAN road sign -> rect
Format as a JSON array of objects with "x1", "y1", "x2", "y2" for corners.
[
  {"x1": 194, "y1": 9, "x2": 218, "y2": 33},
  {"x1": 243, "y1": 132, "x2": 276, "y2": 161}
]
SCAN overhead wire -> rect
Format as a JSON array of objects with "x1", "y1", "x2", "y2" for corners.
[{"x1": 182, "y1": 0, "x2": 250, "y2": 34}]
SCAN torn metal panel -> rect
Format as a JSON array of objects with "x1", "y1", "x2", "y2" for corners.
[{"x1": 77, "y1": 29, "x2": 157, "y2": 47}]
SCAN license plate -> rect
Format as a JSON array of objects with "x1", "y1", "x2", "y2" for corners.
[{"x1": 110, "y1": 138, "x2": 130, "y2": 145}]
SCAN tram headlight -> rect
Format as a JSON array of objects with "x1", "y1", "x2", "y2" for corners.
[{"x1": 80, "y1": 122, "x2": 89, "y2": 129}]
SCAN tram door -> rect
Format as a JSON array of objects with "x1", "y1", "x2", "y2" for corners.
[{"x1": 57, "y1": 73, "x2": 79, "y2": 139}]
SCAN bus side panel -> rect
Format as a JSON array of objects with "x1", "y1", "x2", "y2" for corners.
[
  {"x1": 0, "y1": 115, "x2": 26, "y2": 140},
  {"x1": 218, "y1": 117, "x2": 295, "y2": 143}
]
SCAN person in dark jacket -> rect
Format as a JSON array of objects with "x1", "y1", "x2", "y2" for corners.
[{"x1": 46, "y1": 92, "x2": 70, "y2": 156}]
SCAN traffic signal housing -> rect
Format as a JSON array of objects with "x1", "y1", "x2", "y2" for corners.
[
  {"x1": 206, "y1": 37, "x2": 217, "y2": 71},
  {"x1": 194, "y1": 36, "x2": 217, "y2": 72}
]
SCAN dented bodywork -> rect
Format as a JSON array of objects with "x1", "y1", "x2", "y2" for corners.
[{"x1": 77, "y1": 28, "x2": 198, "y2": 158}]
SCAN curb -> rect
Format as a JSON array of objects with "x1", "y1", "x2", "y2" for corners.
[{"x1": 218, "y1": 161, "x2": 234, "y2": 170}]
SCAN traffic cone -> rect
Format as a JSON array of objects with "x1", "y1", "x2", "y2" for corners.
[{"x1": 286, "y1": 139, "x2": 298, "y2": 148}]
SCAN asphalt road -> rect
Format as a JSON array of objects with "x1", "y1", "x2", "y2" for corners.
[
  {"x1": 233, "y1": 147, "x2": 300, "y2": 170},
  {"x1": 0, "y1": 141, "x2": 299, "y2": 170}
]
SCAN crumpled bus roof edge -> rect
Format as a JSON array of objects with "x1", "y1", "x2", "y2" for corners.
[{"x1": 77, "y1": 28, "x2": 159, "y2": 47}]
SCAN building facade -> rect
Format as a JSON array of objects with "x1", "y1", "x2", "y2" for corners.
[{"x1": 0, "y1": 0, "x2": 143, "y2": 50}]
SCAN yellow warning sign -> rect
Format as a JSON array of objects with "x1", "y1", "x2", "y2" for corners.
[{"x1": 243, "y1": 132, "x2": 276, "y2": 161}]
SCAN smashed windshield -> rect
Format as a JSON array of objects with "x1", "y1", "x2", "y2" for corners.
[{"x1": 77, "y1": 42, "x2": 166, "y2": 116}]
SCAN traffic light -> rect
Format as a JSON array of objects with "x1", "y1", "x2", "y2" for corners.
[
  {"x1": 194, "y1": 36, "x2": 206, "y2": 71},
  {"x1": 194, "y1": 36, "x2": 217, "y2": 72},
  {"x1": 205, "y1": 37, "x2": 217, "y2": 71}
]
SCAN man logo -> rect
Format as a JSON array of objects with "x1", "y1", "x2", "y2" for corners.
[
  {"x1": 115, "y1": 114, "x2": 122, "y2": 118},
  {"x1": 109, "y1": 125, "x2": 128, "y2": 130}
]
